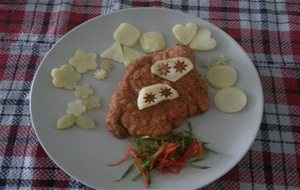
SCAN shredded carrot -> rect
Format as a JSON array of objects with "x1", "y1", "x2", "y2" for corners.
[
  {"x1": 108, "y1": 122, "x2": 214, "y2": 189},
  {"x1": 107, "y1": 142, "x2": 133, "y2": 166}
]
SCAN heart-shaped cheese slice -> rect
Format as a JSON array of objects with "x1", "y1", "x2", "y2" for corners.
[
  {"x1": 151, "y1": 57, "x2": 193, "y2": 82},
  {"x1": 172, "y1": 23, "x2": 198, "y2": 45},
  {"x1": 189, "y1": 29, "x2": 217, "y2": 51},
  {"x1": 137, "y1": 84, "x2": 179, "y2": 110}
]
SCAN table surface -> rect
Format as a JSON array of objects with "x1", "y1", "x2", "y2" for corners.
[{"x1": 0, "y1": 1, "x2": 299, "y2": 189}]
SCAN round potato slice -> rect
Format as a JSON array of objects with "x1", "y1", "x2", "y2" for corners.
[
  {"x1": 139, "y1": 31, "x2": 165, "y2": 53},
  {"x1": 214, "y1": 87, "x2": 247, "y2": 113},
  {"x1": 206, "y1": 65, "x2": 237, "y2": 89}
]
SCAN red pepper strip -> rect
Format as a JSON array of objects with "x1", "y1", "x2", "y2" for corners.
[
  {"x1": 129, "y1": 150, "x2": 150, "y2": 190},
  {"x1": 107, "y1": 142, "x2": 133, "y2": 166},
  {"x1": 162, "y1": 143, "x2": 180, "y2": 161},
  {"x1": 179, "y1": 140, "x2": 203, "y2": 162},
  {"x1": 150, "y1": 144, "x2": 165, "y2": 169}
]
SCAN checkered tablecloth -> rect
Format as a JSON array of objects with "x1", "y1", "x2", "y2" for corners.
[{"x1": 0, "y1": 0, "x2": 299, "y2": 189}]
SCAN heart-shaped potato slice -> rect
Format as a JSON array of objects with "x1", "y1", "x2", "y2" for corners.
[
  {"x1": 172, "y1": 22, "x2": 198, "y2": 45},
  {"x1": 189, "y1": 29, "x2": 217, "y2": 51}
]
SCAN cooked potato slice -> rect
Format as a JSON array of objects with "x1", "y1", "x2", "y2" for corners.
[
  {"x1": 67, "y1": 99, "x2": 86, "y2": 117},
  {"x1": 100, "y1": 42, "x2": 124, "y2": 63},
  {"x1": 123, "y1": 46, "x2": 145, "y2": 67},
  {"x1": 206, "y1": 65, "x2": 237, "y2": 89},
  {"x1": 51, "y1": 64, "x2": 81, "y2": 90},
  {"x1": 57, "y1": 114, "x2": 76, "y2": 129},
  {"x1": 139, "y1": 31, "x2": 165, "y2": 53},
  {"x1": 172, "y1": 22, "x2": 198, "y2": 45},
  {"x1": 113, "y1": 23, "x2": 141, "y2": 47},
  {"x1": 189, "y1": 29, "x2": 217, "y2": 51},
  {"x1": 76, "y1": 115, "x2": 96, "y2": 129},
  {"x1": 214, "y1": 87, "x2": 247, "y2": 113}
]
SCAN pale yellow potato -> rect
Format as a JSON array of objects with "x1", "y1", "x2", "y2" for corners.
[
  {"x1": 172, "y1": 22, "x2": 198, "y2": 45},
  {"x1": 113, "y1": 23, "x2": 141, "y2": 47},
  {"x1": 67, "y1": 99, "x2": 86, "y2": 117},
  {"x1": 189, "y1": 29, "x2": 217, "y2": 51},
  {"x1": 214, "y1": 87, "x2": 247, "y2": 113},
  {"x1": 139, "y1": 31, "x2": 166, "y2": 53},
  {"x1": 68, "y1": 50, "x2": 97, "y2": 73},
  {"x1": 100, "y1": 42, "x2": 124, "y2": 63},
  {"x1": 51, "y1": 64, "x2": 81, "y2": 90},
  {"x1": 76, "y1": 115, "x2": 96, "y2": 129},
  {"x1": 57, "y1": 114, "x2": 76, "y2": 129},
  {"x1": 206, "y1": 65, "x2": 237, "y2": 89},
  {"x1": 123, "y1": 46, "x2": 145, "y2": 67}
]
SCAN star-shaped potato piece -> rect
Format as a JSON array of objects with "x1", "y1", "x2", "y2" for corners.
[
  {"x1": 69, "y1": 50, "x2": 97, "y2": 73},
  {"x1": 94, "y1": 69, "x2": 108, "y2": 80},
  {"x1": 51, "y1": 64, "x2": 81, "y2": 90},
  {"x1": 74, "y1": 84, "x2": 94, "y2": 99}
]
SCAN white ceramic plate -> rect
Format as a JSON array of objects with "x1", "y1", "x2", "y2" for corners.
[{"x1": 30, "y1": 8, "x2": 263, "y2": 189}]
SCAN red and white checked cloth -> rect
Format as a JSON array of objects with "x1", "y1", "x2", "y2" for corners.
[{"x1": 0, "y1": 0, "x2": 299, "y2": 189}]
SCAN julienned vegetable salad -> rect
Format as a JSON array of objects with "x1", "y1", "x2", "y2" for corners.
[{"x1": 108, "y1": 122, "x2": 216, "y2": 189}]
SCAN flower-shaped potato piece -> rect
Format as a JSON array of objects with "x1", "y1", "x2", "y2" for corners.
[
  {"x1": 51, "y1": 64, "x2": 81, "y2": 90},
  {"x1": 83, "y1": 96, "x2": 102, "y2": 110},
  {"x1": 67, "y1": 99, "x2": 86, "y2": 117},
  {"x1": 74, "y1": 84, "x2": 94, "y2": 99},
  {"x1": 69, "y1": 50, "x2": 97, "y2": 73},
  {"x1": 57, "y1": 114, "x2": 76, "y2": 129}
]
